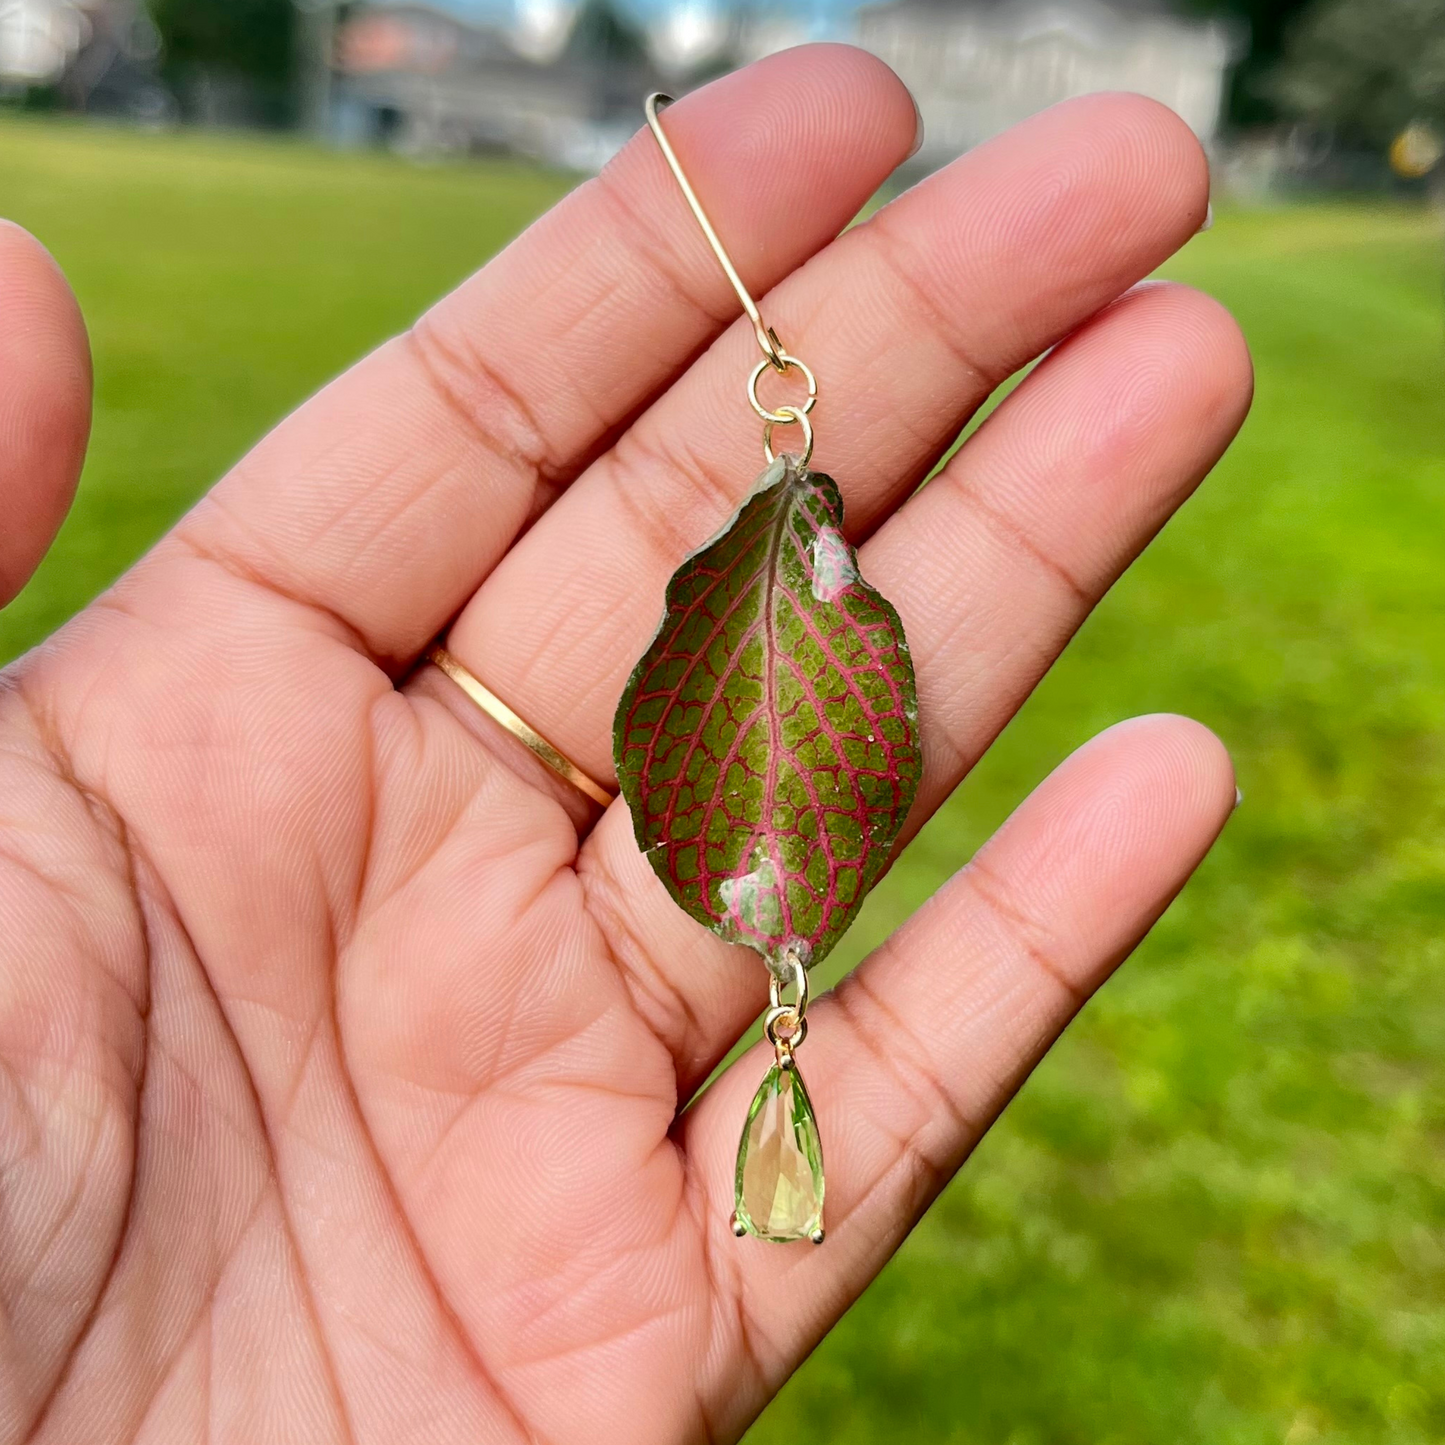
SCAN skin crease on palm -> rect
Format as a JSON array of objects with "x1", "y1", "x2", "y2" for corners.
[{"x1": 0, "y1": 43, "x2": 1254, "y2": 1445}]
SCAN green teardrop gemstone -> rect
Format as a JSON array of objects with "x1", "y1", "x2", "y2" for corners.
[{"x1": 733, "y1": 1059, "x2": 825, "y2": 1243}]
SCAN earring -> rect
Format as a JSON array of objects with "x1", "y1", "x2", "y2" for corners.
[{"x1": 613, "y1": 94, "x2": 922, "y2": 1245}]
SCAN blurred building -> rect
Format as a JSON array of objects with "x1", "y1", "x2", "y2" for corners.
[
  {"x1": 335, "y1": 1, "x2": 664, "y2": 166},
  {"x1": 851, "y1": 0, "x2": 1240, "y2": 161},
  {"x1": 0, "y1": 0, "x2": 82, "y2": 83},
  {"x1": 0, "y1": 0, "x2": 167, "y2": 116},
  {"x1": 330, "y1": 0, "x2": 1242, "y2": 172}
]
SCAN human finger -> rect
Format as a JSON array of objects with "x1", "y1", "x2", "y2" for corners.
[
  {"x1": 679, "y1": 714, "x2": 1237, "y2": 1435},
  {"x1": 0, "y1": 221, "x2": 91, "y2": 610},
  {"x1": 578, "y1": 279, "x2": 1251, "y2": 1088},
  {"x1": 444, "y1": 90, "x2": 1211, "y2": 775},
  {"x1": 165, "y1": 45, "x2": 918, "y2": 668}
]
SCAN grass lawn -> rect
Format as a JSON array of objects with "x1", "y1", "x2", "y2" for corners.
[{"x1": 3, "y1": 118, "x2": 1445, "y2": 1444}]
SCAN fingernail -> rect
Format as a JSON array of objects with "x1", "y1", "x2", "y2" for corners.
[
  {"x1": 1198, "y1": 201, "x2": 1214, "y2": 233},
  {"x1": 908, "y1": 90, "x2": 925, "y2": 159},
  {"x1": 1233, "y1": 785, "x2": 1244, "y2": 810}
]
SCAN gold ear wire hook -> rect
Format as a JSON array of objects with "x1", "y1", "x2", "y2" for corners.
[{"x1": 645, "y1": 92, "x2": 788, "y2": 373}]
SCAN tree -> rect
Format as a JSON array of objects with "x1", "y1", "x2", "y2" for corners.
[
  {"x1": 1272, "y1": 0, "x2": 1445, "y2": 147},
  {"x1": 1170, "y1": 0, "x2": 1314, "y2": 126},
  {"x1": 148, "y1": 0, "x2": 297, "y2": 92},
  {"x1": 564, "y1": 0, "x2": 649, "y2": 66}
]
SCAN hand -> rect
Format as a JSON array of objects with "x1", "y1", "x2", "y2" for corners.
[{"x1": 0, "y1": 46, "x2": 1251, "y2": 1445}]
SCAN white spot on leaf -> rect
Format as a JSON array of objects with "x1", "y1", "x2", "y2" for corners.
[
  {"x1": 811, "y1": 527, "x2": 857, "y2": 604},
  {"x1": 719, "y1": 852, "x2": 779, "y2": 934}
]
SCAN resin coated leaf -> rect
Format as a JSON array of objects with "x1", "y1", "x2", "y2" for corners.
[{"x1": 614, "y1": 455, "x2": 921, "y2": 973}]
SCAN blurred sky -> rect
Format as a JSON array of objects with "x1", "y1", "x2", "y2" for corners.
[{"x1": 431, "y1": 0, "x2": 848, "y2": 34}]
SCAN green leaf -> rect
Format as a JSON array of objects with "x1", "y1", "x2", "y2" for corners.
[{"x1": 614, "y1": 455, "x2": 921, "y2": 973}]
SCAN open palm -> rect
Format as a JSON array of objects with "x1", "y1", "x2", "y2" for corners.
[{"x1": 0, "y1": 47, "x2": 1251, "y2": 1445}]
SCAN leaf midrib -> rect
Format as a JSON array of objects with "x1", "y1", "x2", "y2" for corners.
[{"x1": 759, "y1": 478, "x2": 790, "y2": 940}]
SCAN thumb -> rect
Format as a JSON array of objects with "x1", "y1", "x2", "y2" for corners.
[{"x1": 0, "y1": 220, "x2": 91, "y2": 609}]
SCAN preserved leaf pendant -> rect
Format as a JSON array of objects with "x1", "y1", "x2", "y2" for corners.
[
  {"x1": 733, "y1": 1060, "x2": 825, "y2": 1243},
  {"x1": 623, "y1": 94, "x2": 925, "y2": 1245},
  {"x1": 614, "y1": 455, "x2": 921, "y2": 976}
]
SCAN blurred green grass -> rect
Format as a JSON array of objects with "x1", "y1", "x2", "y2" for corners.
[
  {"x1": 3, "y1": 118, "x2": 1445, "y2": 1445},
  {"x1": 0, "y1": 118, "x2": 572, "y2": 652}
]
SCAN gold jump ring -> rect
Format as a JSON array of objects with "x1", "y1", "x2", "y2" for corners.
[
  {"x1": 768, "y1": 952, "x2": 810, "y2": 1017},
  {"x1": 764, "y1": 1009, "x2": 809, "y2": 1052},
  {"x1": 762, "y1": 405, "x2": 814, "y2": 469},
  {"x1": 764, "y1": 956, "x2": 810, "y2": 1053},
  {"x1": 748, "y1": 353, "x2": 818, "y2": 426}
]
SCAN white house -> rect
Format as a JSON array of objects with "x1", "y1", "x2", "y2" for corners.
[
  {"x1": 336, "y1": 2, "x2": 664, "y2": 165},
  {"x1": 849, "y1": 0, "x2": 1240, "y2": 164},
  {"x1": 0, "y1": 0, "x2": 161, "y2": 118},
  {"x1": 338, "y1": 0, "x2": 1240, "y2": 172},
  {"x1": 0, "y1": 0, "x2": 84, "y2": 83}
]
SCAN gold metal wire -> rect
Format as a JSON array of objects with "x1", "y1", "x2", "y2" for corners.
[
  {"x1": 645, "y1": 93, "x2": 787, "y2": 372},
  {"x1": 645, "y1": 93, "x2": 820, "y2": 467}
]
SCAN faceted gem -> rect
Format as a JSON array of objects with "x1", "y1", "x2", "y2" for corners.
[{"x1": 734, "y1": 1059, "x2": 824, "y2": 1243}]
